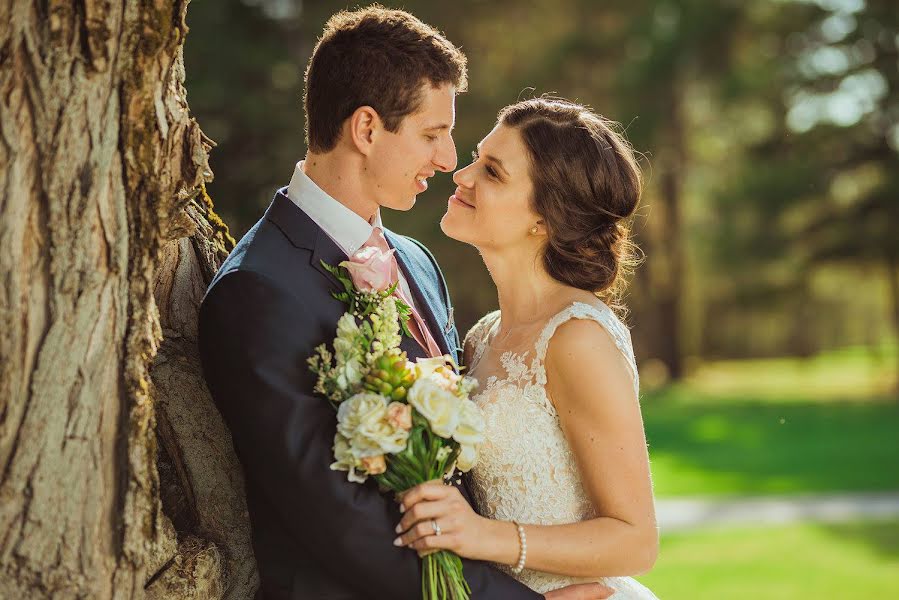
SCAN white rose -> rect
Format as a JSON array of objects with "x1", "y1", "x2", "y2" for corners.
[
  {"x1": 330, "y1": 433, "x2": 367, "y2": 483},
  {"x1": 355, "y1": 415, "x2": 409, "y2": 455},
  {"x1": 452, "y1": 400, "x2": 486, "y2": 446},
  {"x1": 337, "y1": 393, "x2": 386, "y2": 441},
  {"x1": 456, "y1": 443, "x2": 478, "y2": 472},
  {"x1": 407, "y1": 378, "x2": 461, "y2": 438},
  {"x1": 414, "y1": 356, "x2": 451, "y2": 379},
  {"x1": 337, "y1": 392, "x2": 409, "y2": 456}
]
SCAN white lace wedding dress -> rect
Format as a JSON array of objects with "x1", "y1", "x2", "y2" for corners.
[{"x1": 465, "y1": 301, "x2": 659, "y2": 599}]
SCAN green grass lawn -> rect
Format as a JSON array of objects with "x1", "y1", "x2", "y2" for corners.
[
  {"x1": 635, "y1": 520, "x2": 899, "y2": 599},
  {"x1": 641, "y1": 346, "x2": 899, "y2": 497},
  {"x1": 643, "y1": 394, "x2": 899, "y2": 497}
]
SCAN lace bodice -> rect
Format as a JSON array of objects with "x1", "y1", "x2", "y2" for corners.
[{"x1": 464, "y1": 302, "x2": 657, "y2": 598}]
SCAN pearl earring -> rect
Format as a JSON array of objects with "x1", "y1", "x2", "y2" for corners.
[{"x1": 530, "y1": 226, "x2": 539, "y2": 235}]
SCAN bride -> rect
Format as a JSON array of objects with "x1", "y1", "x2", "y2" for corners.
[{"x1": 393, "y1": 98, "x2": 659, "y2": 599}]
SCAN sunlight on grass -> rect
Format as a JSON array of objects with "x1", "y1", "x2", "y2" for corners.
[
  {"x1": 662, "y1": 344, "x2": 898, "y2": 401},
  {"x1": 636, "y1": 520, "x2": 899, "y2": 599}
]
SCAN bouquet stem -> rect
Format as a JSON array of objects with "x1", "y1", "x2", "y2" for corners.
[{"x1": 422, "y1": 550, "x2": 470, "y2": 600}]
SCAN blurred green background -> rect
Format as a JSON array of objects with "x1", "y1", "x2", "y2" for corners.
[{"x1": 184, "y1": 1, "x2": 898, "y2": 597}]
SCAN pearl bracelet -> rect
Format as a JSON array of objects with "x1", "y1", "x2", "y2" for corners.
[{"x1": 511, "y1": 521, "x2": 527, "y2": 574}]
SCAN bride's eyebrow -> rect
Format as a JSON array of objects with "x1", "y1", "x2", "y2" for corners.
[{"x1": 476, "y1": 143, "x2": 511, "y2": 178}]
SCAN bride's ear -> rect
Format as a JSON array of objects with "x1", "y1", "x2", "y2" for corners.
[
  {"x1": 530, "y1": 220, "x2": 547, "y2": 236},
  {"x1": 348, "y1": 106, "x2": 381, "y2": 156}
]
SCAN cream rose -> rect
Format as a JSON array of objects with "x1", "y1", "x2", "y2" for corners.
[
  {"x1": 407, "y1": 378, "x2": 461, "y2": 438},
  {"x1": 456, "y1": 443, "x2": 478, "y2": 472},
  {"x1": 452, "y1": 399, "x2": 486, "y2": 446},
  {"x1": 414, "y1": 356, "x2": 452, "y2": 379},
  {"x1": 330, "y1": 433, "x2": 367, "y2": 483},
  {"x1": 336, "y1": 393, "x2": 386, "y2": 441},
  {"x1": 337, "y1": 392, "x2": 409, "y2": 456}
]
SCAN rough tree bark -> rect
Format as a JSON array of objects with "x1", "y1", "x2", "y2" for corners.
[{"x1": 1, "y1": 1, "x2": 257, "y2": 597}]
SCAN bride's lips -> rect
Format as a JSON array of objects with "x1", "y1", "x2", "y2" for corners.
[{"x1": 449, "y1": 188, "x2": 475, "y2": 209}]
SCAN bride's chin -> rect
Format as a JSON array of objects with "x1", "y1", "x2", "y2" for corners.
[{"x1": 439, "y1": 214, "x2": 470, "y2": 243}]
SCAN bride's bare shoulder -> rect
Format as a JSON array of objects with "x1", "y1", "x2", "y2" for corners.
[{"x1": 541, "y1": 303, "x2": 637, "y2": 403}]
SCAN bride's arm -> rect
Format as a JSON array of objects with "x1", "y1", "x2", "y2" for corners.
[{"x1": 394, "y1": 318, "x2": 658, "y2": 578}]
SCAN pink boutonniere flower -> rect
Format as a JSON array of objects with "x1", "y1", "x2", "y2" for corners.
[{"x1": 340, "y1": 246, "x2": 398, "y2": 293}]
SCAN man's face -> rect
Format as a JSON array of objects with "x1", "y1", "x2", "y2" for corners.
[{"x1": 367, "y1": 83, "x2": 458, "y2": 211}]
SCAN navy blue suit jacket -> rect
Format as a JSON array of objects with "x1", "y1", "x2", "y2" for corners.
[{"x1": 198, "y1": 190, "x2": 541, "y2": 599}]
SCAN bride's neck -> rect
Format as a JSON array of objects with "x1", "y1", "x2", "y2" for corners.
[{"x1": 480, "y1": 245, "x2": 571, "y2": 326}]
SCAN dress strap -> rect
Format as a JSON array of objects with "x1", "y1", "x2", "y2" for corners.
[
  {"x1": 464, "y1": 310, "x2": 501, "y2": 369},
  {"x1": 533, "y1": 301, "x2": 639, "y2": 396}
]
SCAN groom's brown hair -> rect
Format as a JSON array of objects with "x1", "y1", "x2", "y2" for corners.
[{"x1": 304, "y1": 5, "x2": 468, "y2": 153}]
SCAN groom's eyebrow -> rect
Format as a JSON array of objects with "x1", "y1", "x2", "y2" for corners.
[{"x1": 424, "y1": 123, "x2": 452, "y2": 132}]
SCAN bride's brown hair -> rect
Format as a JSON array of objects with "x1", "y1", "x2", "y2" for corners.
[{"x1": 498, "y1": 98, "x2": 643, "y2": 314}]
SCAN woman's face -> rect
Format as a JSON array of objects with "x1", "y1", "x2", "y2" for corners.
[{"x1": 440, "y1": 124, "x2": 543, "y2": 251}]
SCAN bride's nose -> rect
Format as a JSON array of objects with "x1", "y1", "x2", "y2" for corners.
[{"x1": 452, "y1": 163, "x2": 475, "y2": 188}]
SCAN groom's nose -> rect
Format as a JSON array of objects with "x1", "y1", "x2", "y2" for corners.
[{"x1": 433, "y1": 135, "x2": 457, "y2": 172}]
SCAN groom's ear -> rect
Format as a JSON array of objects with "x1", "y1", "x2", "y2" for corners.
[{"x1": 348, "y1": 106, "x2": 381, "y2": 156}]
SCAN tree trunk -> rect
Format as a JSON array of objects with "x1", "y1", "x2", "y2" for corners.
[
  {"x1": 887, "y1": 251, "x2": 899, "y2": 398},
  {"x1": 1, "y1": 1, "x2": 257, "y2": 597},
  {"x1": 655, "y1": 83, "x2": 686, "y2": 381}
]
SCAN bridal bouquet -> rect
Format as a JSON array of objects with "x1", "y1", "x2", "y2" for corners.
[{"x1": 308, "y1": 248, "x2": 485, "y2": 600}]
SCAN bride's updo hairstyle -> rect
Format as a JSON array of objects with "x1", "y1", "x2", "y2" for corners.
[{"x1": 499, "y1": 98, "x2": 642, "y2": 310}]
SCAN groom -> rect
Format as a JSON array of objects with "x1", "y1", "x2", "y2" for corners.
[{"x1": 199, "y1": 6, "x2": 611, "y2": 599}]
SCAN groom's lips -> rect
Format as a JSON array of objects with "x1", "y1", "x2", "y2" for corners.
[{"x1": 415, "y1": 172, "x2": 435, "y2": 193}]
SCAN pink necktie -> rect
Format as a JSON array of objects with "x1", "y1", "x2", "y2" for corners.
[{"x1": 361, "y1": 228, "x2": 443, "y2": 358}]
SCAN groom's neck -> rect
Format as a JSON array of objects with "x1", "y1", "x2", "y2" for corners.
[{"x1": 303, "y1": 151, "x2": 379, "y2": 223}]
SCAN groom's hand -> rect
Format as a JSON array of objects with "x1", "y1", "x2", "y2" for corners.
[{"x1": 545, "y1": 582, "x2": 616, "y2": 599}]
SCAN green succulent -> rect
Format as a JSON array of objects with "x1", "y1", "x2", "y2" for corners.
[{"x1": 364, "y1": 349, "x2": 415, "y2": 401}]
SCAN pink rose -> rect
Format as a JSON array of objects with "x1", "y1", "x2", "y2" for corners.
[
  {"x1": 340, "y1": 246, "x2": 398, "y2": 293},
  {"x1": 386, "y1": 402, "x2": 413, "y2": 431},
  {"x1": 360, "y1": 455, "x2": 387, "y2": 475}
]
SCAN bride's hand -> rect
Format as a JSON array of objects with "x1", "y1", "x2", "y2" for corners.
[{"x1": 393, "y1": 480, "x2": 487, "y2": 559}]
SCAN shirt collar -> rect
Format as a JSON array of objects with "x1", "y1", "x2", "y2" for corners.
[{"x1": 286, "y1": 161, "x2": 383, "y2": 257}]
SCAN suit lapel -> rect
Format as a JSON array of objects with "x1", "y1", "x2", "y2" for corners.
[{"x1": 265, "y1": 189, "x2": 346, "y2": 291}]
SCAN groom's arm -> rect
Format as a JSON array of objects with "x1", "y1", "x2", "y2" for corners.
[{"x1": 199, "y1": 269, "x2": 541, "y2": 600}]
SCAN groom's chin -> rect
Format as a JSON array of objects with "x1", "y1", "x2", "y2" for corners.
[{"x1": 382, "y1": 196, "x2": 417, "y2": 211}]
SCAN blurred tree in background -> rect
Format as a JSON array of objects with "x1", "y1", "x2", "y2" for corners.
[{"x1": 184, "y1": 0, "x2": 898, "y2": 385}]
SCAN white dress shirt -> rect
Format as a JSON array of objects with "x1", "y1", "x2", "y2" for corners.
[{"x1": 286, "y1": 161, "x2": 420, "y2": 312}]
